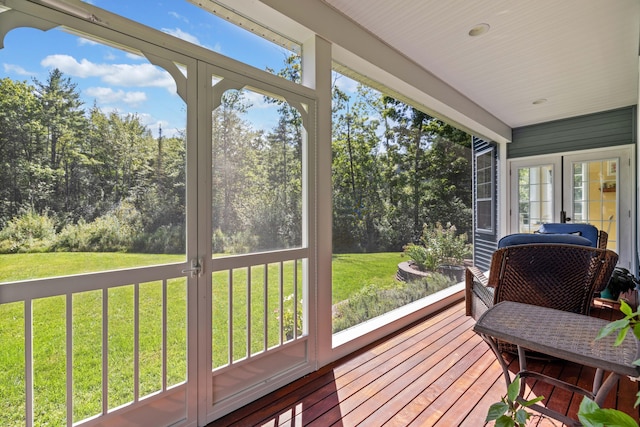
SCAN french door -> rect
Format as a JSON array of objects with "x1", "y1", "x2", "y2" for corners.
[
  {"x1": 509, "y1": 146, "x2": 634, "y2": 269},
  {"x1": 1, "y1": 2, "x2": 316, "y2": 426},
  {"x1": 199, "y1": 63, "x2": 316, "y2": 422}
]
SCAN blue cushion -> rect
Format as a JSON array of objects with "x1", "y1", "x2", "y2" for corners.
[
  {"x1": 537, "y1": 223, "x2": 599, "y2": 248},
  {"x1": 498, "y1": 233, "x2": 593, "y2": 248}
]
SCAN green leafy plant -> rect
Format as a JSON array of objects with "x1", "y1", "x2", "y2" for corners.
[
  {"x1": 578, "y1": 300, "x2": 640, "y2": 427},
  {"x1": 402, "y1": 222, "x2": 469, "y2": 271},
  {"x1": 421, "y1": 222, "x2": 470, "y2": 267},
  {"x1": 402, "y1": 243, "x2": 437, "y2": 271},
  {"x1": 486, "y1": 374, "x2": 545, "y2": 427},
  {"x1": 275, "y1": 294, "x2": 303, "y2": 340},
  {"x1": 601, "y1": 267, "x2": 640, "y2": 301}
]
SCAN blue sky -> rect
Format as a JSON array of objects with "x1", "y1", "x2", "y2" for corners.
[{"x1": 0, "y1": 0, "x2": 320, "y2": 138}]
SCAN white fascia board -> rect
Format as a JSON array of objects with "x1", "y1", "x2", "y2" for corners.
[{"x1": 243, "y1": 0, "x2": 512, "y2": 143}]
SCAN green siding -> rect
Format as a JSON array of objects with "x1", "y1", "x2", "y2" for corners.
[
  {"x1": 472, "y1": 137, "x2": 498, "y2": 270},
  {"x1": 508, "y1": 106, "x2": 636, "y2": 159}
]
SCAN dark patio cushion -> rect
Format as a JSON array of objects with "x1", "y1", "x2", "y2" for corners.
[
  {"x1": 498, "y1": 232, "x2": 592, "y2": 248},
  {"x1": 537, "y1": 223, "x2": 599, "y2": 247}
]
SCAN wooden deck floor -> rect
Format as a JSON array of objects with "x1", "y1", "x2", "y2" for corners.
[{"x1": 207, "y1": 300, "x2": 640, "y2": 427}]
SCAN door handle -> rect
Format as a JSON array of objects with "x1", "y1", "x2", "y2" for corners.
[{"x1": 181, "y1": 258, "x2": 203, "y2": 277}]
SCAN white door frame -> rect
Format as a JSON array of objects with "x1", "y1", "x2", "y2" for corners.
[{"x1": 508, "y1": 145, "x2": 635, "y2": 271}]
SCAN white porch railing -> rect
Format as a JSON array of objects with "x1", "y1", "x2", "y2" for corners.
[
  {"x1": 210, "y1": 248, "x2": 308, "y2": 371},
  {"x1": 1, "y1": 264, "x2": 189, "y2": 427},
  {"x1": 0, "y1": 248, "x2": 309, "y2": 427}
]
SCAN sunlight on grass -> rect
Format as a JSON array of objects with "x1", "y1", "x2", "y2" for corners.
[
  {"x1": 0, "y1": 254, "x2": 189, "y2": 426},
  {"x1": 0, "y1": 302, "x2": 25, "y2": 427},
  {"x1": 331, "y1": 252, "x2": 404, "y2": 303},
  {"x1": 73, "y1": 290, "x2": 103, "y2": 421},
  {"x1": 0, "y1": 253, "x2": 185, "y2": 283},
  {"x1": 33, "y1": 296, "x2": 66, "y2": 426},
  {"x1": 211, "y1": 260, "x2": 304, "y2": 369}
]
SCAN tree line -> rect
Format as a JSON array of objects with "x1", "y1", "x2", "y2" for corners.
[{"x1": 0, "y1": 66, "x2": 471, "y2": 255}]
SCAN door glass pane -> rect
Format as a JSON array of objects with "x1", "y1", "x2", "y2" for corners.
[
  {"x1": 0, "y1": 26, "x2": 187, "y2": 281},
  {"x1": 209, "y1": 79, "x2": 307, "y2": 370},
  {"x1": 0, "y1": 22, "x2": 189, "y2": 426},
  {"x1": 571, "y1": 159, "x2": 617, "y2": 251},
  {"x1": 211, "y1": 88, "x2": 302, "y2": 256},
  {"x1": 517, "y1": 165, "x2": 554, "y2": 232}
]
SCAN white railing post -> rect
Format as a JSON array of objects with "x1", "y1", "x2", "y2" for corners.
[
  {"x1": 66, "y1": 293, "x2": 73, "y2": 426},
  {"x1": 102, "y1": 288, "x2": 109, "y2": 415},
  {"x1": 25, "y1": 300, "x2": 33, "y2": 427}
]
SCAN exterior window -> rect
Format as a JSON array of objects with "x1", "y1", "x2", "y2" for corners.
[
  {"x1": 331, "y1": 69, "x2": 472, "y2": 340},
  {"x1": 475, "y1": 148, "x2": 494, "y2": 233}
]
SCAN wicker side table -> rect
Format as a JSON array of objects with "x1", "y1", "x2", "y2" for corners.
[{"x1": 474, "y1": 301, "x2": 640, "y2": 426}]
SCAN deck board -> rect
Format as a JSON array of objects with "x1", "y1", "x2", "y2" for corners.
[{"x1": 207, "y1": 300, "x2": 640, "y2": 426}]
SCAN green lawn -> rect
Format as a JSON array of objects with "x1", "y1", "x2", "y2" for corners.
[
  {"x1": 0, "y1": 252, "x2": 185, "y2": 282},
  {"x1": 0, "y1": 251, "x2": 403, "y2": 426},
  {"x1": 331, "y1": 252, "x2": 405, "y2": 303}
]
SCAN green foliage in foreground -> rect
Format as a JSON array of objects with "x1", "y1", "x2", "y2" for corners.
[
  {"x1": 1, "y1": 251, "x2": 451, "y2": 426},
  {"x1": 578, "y1": 300, "x2": 640, "y2": 427},
  {"x1": 485, "y1": 299, "x2": 640, "y2": 426},
  {"x1": 485, "y1": 375, "x2": 544, "y2": 427}
]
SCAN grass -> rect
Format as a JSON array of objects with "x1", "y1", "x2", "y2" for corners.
[
  {"x1": 0, "y1": 251, "x2": 410, "y2": 426},
  {"x1": 331, "y1": 252, "x2": 406, "y2": 303},
  {"x1": 0, "y1": 252, "x2": 185, "y2": 282}
]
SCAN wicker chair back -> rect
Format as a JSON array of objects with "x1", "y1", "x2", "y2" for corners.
[{"x1": 489, "y1": 244, "x2": 616, "y2": 315}]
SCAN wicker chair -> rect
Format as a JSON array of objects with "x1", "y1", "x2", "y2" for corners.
[
  {"x1": 465, "y1": 244, "x2": 618, "y2": 354},
  {"x1": 465, "y1": 243, "x2": 618, "y2": 322}
]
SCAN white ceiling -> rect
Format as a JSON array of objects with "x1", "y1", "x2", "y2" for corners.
[{"x1": 322, "y1": 0, "x2": 639, "y2": 129}]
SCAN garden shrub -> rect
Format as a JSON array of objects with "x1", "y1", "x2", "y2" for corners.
[
  {"x1": 402, "y1": 243, "x2": 437, "y2": 271},
  {"x1": 134, "y1": 224, "x2": 185, "y2": 254},
  {"x1": 54, "y1": 202, "x2": 142, "y2": 252},
  {"x1": 275, "y1": 293, "x2": 303, "y2": 340},
  {"x1": 212, "y1": 228, "x2": 226, "y2": 253},
  {"x1": 403, "y1": 222, "x2": 470, "y2": 270},
  {"x1": 0, "y1": 209, "x2": 56, "y2": 253},
  {"x1": 227, "y1": 230, "x2": 259, "y2": 254},
  {"x1": 420, "y1": 222, "x2": 470, "y2": 266}
]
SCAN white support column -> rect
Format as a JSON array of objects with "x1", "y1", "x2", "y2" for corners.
[
  {"x1": 498, "y1": 141, "x2": 509, "y2": 238},
  {"x1": 301, "y1": 34, "x2": 333, "y2": 367}
]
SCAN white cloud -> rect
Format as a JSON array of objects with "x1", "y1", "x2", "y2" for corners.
[
  {"x1": 84, "y1": 86, "x2": 147, "y2": 106},
  {"x1": 333, "y1": 72, "x2": 359, "y2": 94},
  {"x1": 136, "y1": 114, "x2": 182, "y2": 138},
  {"x1": 125, "y1": 52, "x2": 145, "y2": 61},
  {"x1": 40, "y1": 54, "x2": 176, "y2": 93},
  {"x1": 243, "y1": 90, "x2": 273, "y2": 110},
  {"x1": 212, "y1": 42, "x2": 223, "y2": 54},
  {"x1": 3, "y1": 63, "x2": 35, "y2": 76},
  {"x1": 78, "y1": 37, "x2": 100, "y2": 47},
  {"x1": 161, "y1": 27, "x2": 201, "y2": 47},
  {"x1": 169, "y1": 11, "x2": 189, "y2": 24},
  {"x1": 122, "y1": 91, "x2": 147, "y2": 104}
]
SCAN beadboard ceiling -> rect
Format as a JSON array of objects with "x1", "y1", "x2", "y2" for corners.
[{"x1": 322, "y1": 0, "x2": 639, "y2": 129}]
